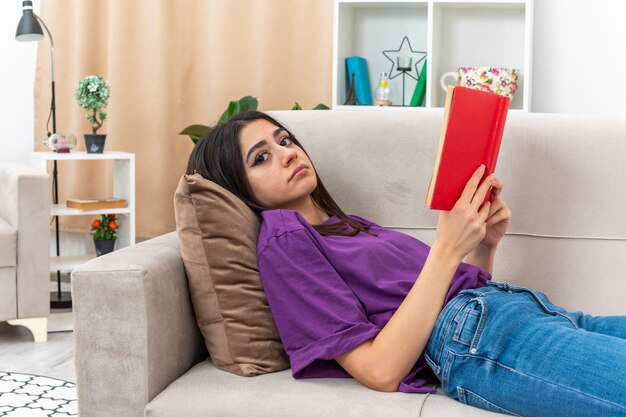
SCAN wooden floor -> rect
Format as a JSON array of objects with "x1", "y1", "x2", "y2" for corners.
[{"x1": 0, "y1": 321, "x2": 75, "y2": 382}]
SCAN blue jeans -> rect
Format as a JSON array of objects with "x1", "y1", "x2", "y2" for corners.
[{"x1": 425, "y1": 281, "x2": 626, "y2": 417}]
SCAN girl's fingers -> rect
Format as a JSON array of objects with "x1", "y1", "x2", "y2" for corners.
[
  {"x1": 471, "y1": 173, "x2": 496, "y2": 210},
  {"x1": 478, "y1": 200, "x2": 491, "y2": 221},
  {"x1": 490, "y1": 178, "x2": 504, "y2": 199},
  {"x1": 458, "y1": 165, "x2": 486, "y2": 205},
  {"x1": 488, "y1": 196, "x2": 504, "y2": 213},
  {"x1": 486, "y1": 206, "x2": 511, "y2": 226}
]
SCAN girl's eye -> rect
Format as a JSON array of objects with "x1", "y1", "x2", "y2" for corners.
[
  {"x1": 252, "y1": 136, "x2": 292, "y2": 166},
  {"x1": 253, "y1": 151, "x2": 269, "y2": 166}
]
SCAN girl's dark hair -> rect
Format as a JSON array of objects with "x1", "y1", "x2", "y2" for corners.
[{"x1": 186, "y1": 110, "x2": 374, "y2": 237}]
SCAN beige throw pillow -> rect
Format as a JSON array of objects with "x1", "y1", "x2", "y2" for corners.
[{"x1": 174, "y1": 174, "x2": 289, "y2": 376}]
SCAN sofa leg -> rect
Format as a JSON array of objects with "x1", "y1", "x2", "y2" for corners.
[{"x1": 7, "y1": 317, "x2": 48, "y2": 343}]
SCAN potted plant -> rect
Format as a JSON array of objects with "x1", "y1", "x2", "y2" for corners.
[
  {"x1": 179, "y1": 96, "x2": 329, "y2": 144},
  {"x1": 75, "y1": 75, "x2": 110, "y2": 153},
  {"x1": 91, "y1": 214, "x2": 118, "y2": 256}
]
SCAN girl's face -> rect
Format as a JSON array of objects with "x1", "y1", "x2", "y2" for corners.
[{"x1": 240, "y1": 119, "x2": 317, "y2": 210}]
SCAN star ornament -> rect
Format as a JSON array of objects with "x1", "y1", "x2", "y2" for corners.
[{"x1": 382, "y1": 36, "x2": 427, "y2": 81}]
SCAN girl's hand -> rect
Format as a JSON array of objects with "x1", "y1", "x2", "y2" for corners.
[
  {"x1": 480, "y1": 177, "x2": 511, "y2": 249},
  {"x1": 433, "y1": 165, "x2": 495, "y2": 262}
]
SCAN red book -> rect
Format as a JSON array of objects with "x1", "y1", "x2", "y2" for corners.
[{"x1": 425, "y1": 86, "x2": 510, "y2": 210}]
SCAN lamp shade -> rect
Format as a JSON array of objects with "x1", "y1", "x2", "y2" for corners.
[{"x1": 15, "y1": 0, "x2": 43, "y2": 42}]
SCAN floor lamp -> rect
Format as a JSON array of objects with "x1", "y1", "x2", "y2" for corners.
[{"x1": 16, "y1": 0, "x2": 71, "y2": 309}]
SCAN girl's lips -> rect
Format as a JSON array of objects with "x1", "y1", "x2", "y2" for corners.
[{"x1": 289, "y1": 165, "x2": 308, "y2": 181}]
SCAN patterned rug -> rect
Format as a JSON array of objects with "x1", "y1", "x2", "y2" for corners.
[{"x1": 0, "y1": 372, "x2": 76, "y2": 416}]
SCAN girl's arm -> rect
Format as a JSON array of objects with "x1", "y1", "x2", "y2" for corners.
[{"x1": 336, "y1": 166, "x2": 496, "y2": 392}]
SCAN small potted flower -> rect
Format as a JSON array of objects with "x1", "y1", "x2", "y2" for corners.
[
  {"x1": 91, "y1": 214, "x2": 118, "y2": 256},
  {"x1": 75, "y1": 75, "x2": 110, "y2": 153}
]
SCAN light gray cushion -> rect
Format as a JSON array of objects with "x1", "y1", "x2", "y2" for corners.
[{"x1": 145, "y1": 361, "x2": 429, "y2": 417}]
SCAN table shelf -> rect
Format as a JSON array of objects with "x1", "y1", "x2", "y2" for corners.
[
  {"x1": 51, "y1": 204, "x2": 132, "y2": 217},
  {"x1": 49, "y1": 255, "x2": 96, "y2": 273}
]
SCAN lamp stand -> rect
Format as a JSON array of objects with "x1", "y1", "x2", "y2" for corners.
[{"x1": 36, "y1": 15, "x2": 71, "y2": 309}]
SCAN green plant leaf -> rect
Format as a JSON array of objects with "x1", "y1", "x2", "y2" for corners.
[
  {"x1": 179, "y1": 124, "x2": 209, "y2": 137},
  {"x1": 218, "y1": 101, "x2": 240, "y2": 124},
  {"x1": 238, "y1": 96, "x2": 258, "y2": 112},
  {"x1": 179, "y1": 124, "x2": 210, "y2": 144},
  {"x1": 313, "y1": 103, "x2": 330, "y2": 110},
  {"x1": 292, "y1": 102, "x2": 303, "y2": 110}
]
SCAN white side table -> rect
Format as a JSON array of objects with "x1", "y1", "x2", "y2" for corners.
[{"x1": 30, "y1": 151, "x2": 135, "y2": 330}]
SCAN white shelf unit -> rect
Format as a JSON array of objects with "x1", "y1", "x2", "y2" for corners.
[
  {"x1": 30, "y1": 151, "x2": 136, "y2": 272},
  {"x1": 333, "y1": 0, "x2": 533, "y2": 111},
  {"x1": 49, "y1": 255, "x2": 95, "y2": 273}
]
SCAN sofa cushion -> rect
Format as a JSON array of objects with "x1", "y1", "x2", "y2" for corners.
[
  {"x1": 0, "y1": 218, "x2": 17, "y2": 268},
  {"x1": 173, "y1": 174, "x2": 289, "y2": 376},
  {"x1": 146, "y1": 361, "x2": 510, "y2": 417},
  {"x1": 145, "y1": 361, "x2": 433, "y2": 417}
]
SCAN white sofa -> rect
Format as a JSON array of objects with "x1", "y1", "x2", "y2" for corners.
[{"x1": 72, "y1": 109, "x2": 626, "y2": 416}]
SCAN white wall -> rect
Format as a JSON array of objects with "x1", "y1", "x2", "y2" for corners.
[
  {"x1": 0, "y1": 0, "x2": 624, "y2": 167},
  {"x1": 1, "y1": 0, "x2": 39, "y2": 164},
  {"x1": 532, "y1": 0, "x2": 626, "y2": 115}
]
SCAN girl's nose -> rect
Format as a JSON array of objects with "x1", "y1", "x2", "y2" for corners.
[{"x1": 279, "y1": 146, "x2": 297, "y2": 166}]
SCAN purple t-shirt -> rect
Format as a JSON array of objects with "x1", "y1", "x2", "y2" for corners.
[{"x1": 257, "y1": 209, "x2": 490, "y2": 393}]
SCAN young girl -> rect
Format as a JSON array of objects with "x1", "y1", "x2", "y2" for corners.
[{"x1": 187, "y1": 110, "x2": 626, "y2": 417}]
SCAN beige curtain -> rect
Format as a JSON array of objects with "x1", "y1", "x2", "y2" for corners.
[{"x1": 35, "y1": 0, "x2": 333, "y2": 238}]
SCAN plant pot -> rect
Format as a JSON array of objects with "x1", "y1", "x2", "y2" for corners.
[
  {"x1": 84, "y1": 134, "x2": 107, "y2": 154},
  {"x1": 94, "y1": 239, "x2": 116, "y2": 256}
]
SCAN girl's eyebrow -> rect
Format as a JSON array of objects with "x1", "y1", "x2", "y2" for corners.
[
  {"x1": 246, "y1": 140, "x2": 267, "y2": 163},
  {"x1": 245, "y1": 127, "x2": 287, "y2": 163}
]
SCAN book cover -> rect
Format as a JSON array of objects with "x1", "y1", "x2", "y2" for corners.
[
  {"x1": 425, "y1": 86, "x2": 510, "y2": 210},
  {"x1": 410, "y1": 58, "x2": 427, "y2": 107},
  {"x1": 345, "y1": 56, "x2": 373, "y2": 105},
  {"x1": 66, "y1": 197, "x2": 127, "y2": 210}
]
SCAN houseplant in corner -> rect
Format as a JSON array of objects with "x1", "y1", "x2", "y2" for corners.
[
  {"x1": 91, "y1": 214, "x2": 118, "y2": 256},
  {"x1": 75, "y1": 75, "x2": 110, "y2": 153},
  {"x1": 179, "y1": 96, "x2": 329, "y2": 144}
]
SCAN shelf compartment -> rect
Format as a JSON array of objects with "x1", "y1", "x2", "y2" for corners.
[
  {"x1": 30, "y1": 151, "x2": 136, "y2": 247},
  {"x1": 335, "y1": 1, "x2": 429, "y2": 107},
  {"x1": 431, "y1": 1, "x2": 528, "y2": 109}
]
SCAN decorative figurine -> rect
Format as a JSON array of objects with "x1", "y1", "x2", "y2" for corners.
[
  {"x1": 344, "y1": 72, "x2": 361, "y2": 105},
  {"x1": 374, "y1": 72, "x2": 392, "y2": 106}
]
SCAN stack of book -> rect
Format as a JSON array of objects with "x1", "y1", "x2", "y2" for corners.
[{"x1": 66, "y1": 197, "x2": 127, "y2": 210}]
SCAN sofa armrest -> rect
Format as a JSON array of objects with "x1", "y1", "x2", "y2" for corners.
[
  {"x1": 72, "y1": 232, "x2": 207, "y2": 417},
  {"x1": 0, "y1": 161, "x2": 50, "y2": 319}
]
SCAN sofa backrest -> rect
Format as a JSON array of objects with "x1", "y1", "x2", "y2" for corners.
[{"x1": 268, "y1": 110, "x2": 626, "y2": 316}]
